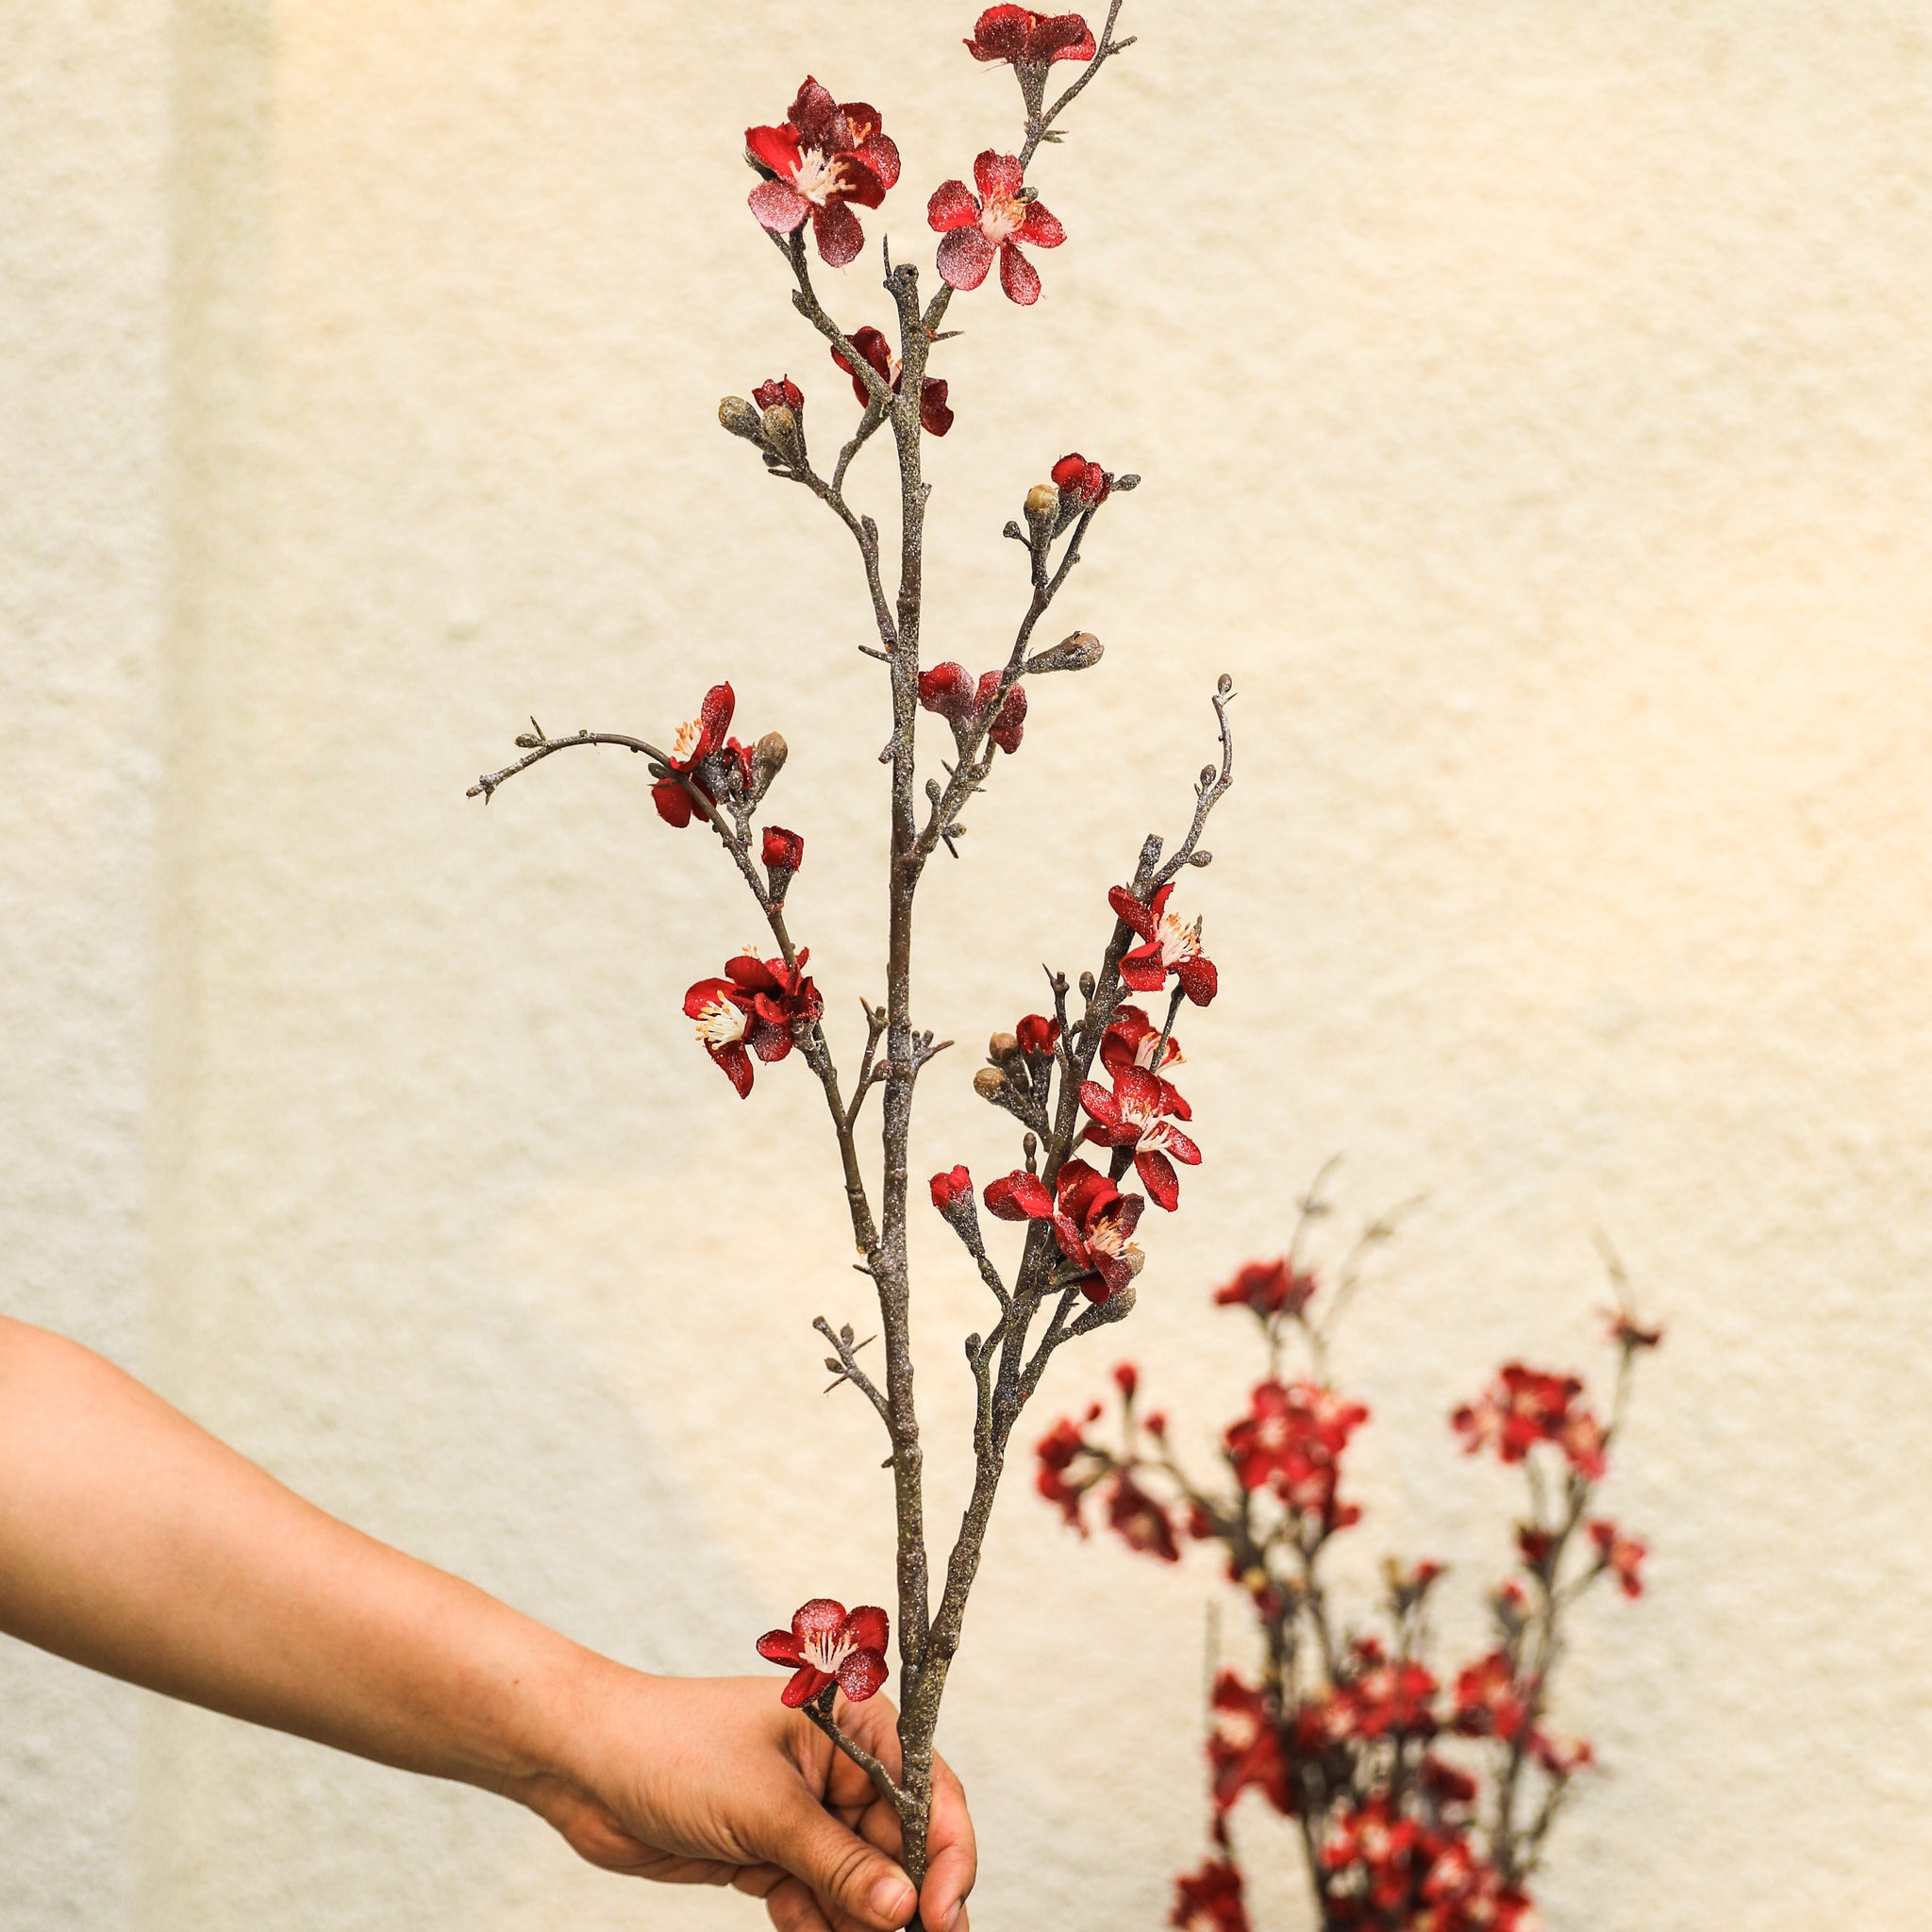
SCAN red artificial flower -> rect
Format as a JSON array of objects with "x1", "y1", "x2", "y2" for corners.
[
  {"x1": 1100, "y1": 1003, "x2": 1191, "y2": 1116},
  {"x1": 1589, "y1": 1518, "x2": 1647, "y2": 1598},
  {"x1": 1453, "y1": 1651, "x2": 1532, "y2": 1744},
  {"x1": 930, "y1": 1165, "x2": 974, "y2": 1214},
  {"x1": 1105, "y1": 1469, "x2": 1178, "y2": 1561},
  {"x1": 977, "y1": 670, "x2": 1027, "y2": 752},
  {"x1": 917, "y1": 660, "x2": 979, "y2": 722},
  {"x1": 1051, "y1": 451, "x2": 1111, "y2": 508},
  {"x1": 1079, "y1": 1065, "x2": 1202, "y2": 1210},
  {"x1": 964, "y1": 7, "x2": 1097, "y2": 67},
  {"x1": 761, "y1": 825, "x2": 805, "y2": 874},
  {"x1": 1419, "y1": 1753, "x2": 1479, "y2": 1816},
  {"x1": 1453, "y1": 1362, "x2": 1607, "y2": 1477},
  {"x1": 1035, "y1": 1413, "x2": 1104, "y2": 1528},
  {"x1": 1208, "y1": 1672, "x2": 1291, "y2": 1814},
  {"x1": 683, "y1": 950, "x2": 823, "y2": 1098},
  {"x1": 1015, "y1": 1012, "x2": 1061, "y2": 1057},
  {"x1": 746, "y1": 79, "x2": 900, "y2": 268},
  {"x1": 1321, "y1": 1797, "x2": 1422, "y2": 1912},
  {"x1": 751, "y1": 375, "x2": 804, "y2": 411},
  {"x1": 1416, "y1": 1832, "x2": 1536, "y2": 1930},
  {"x1": 985, "y1": 1158, "x2": 1144, "y2": 1301},
  {"x1": 756, "y1": 1598, "x2": 890, "y2": 1707},
  {"x1": 831, "y1": 325, "x2": 954, "y2": 436},
  {"x1": 1516, "y1": 1524, "x2": 1557, "y2": 1574},
  {"x1": 1340, "y1": 1638, "x2": 1440, "y2": 1740},
  {"x1": 1108, "y1": 882, "x2": 1219, "y2": 1006},
  {"x1": 1224, "y1": 1379, "x2": 1367, "y2": 1531},
  {"x1": 1169, "y1": 1857, "x2": 1251, "y2": 1932},
  {"x1": 928, "y1": 151, "x2": 1066, "y2": 306},
  {"x1": 654, "y1": 682, "x2": 751, "y2": 827},
  {"x1": 916, "y1": 663, "x2": 1026, "y2": 750},
  {"x1": 1214, "y1": 1258, "x2": 1317, "y2": 1320}
]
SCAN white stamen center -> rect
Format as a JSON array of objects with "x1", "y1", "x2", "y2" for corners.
[
  {"x1": 670, "y1": 717, "x2": 704, "y2": 763},
  {"x1": 802, "y1": 1629, "x2": 855, "y2": 1674},
  {"x1": 792, "y1": 147, "x2": 841, "y2": 207},
  {"x1": 979, "y1": 195, "x2": 1025, "y2": 245},
  {"x1": 693, "y1": 998, "x2": 747, "y2": 1048},
  {"x1": 1157, "y1": 909, "x2": 1203, "y2": 967}
]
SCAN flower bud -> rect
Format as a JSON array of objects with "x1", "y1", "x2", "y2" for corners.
[
  {"x1": 1015, "y1": 1013, "x2": 1060, "y2": 1057},
  {"x1": 750, "y1": 731, "x2": 788, "y2": 804},
  {"x1": 761, "y1": 824, "x2": 805, "y2": 905},
  {"x1": 1024, "y1": 482, "x2": 1059, "y2": 538},
  {"x1": 987, "y1": 1031, "x2": 1020, "y2": 1064},
  {"x1": 759, "y1": 403, "x2": 807, "y2": 470},
  {"x1": 973, "y1": 1066, "x2": 1007, "y2": 1100},
  {"x1": 1113, "y1": 1362, "x2": 1139, "y2": 1399},
  {"x1": 1024, "y1": 631, "x2": 1104, "y2": 676},
  {"x1": 719, "y1": 396, "x2": 764, "y2": 441}
]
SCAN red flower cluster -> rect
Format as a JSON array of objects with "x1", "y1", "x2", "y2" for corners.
[
  {"x1": 1170, "y1": 1857, "x2": 1251, "y2": 1932},
  {"x1": 964, "y1": 7, "x2": 1096, "y2": 68},
  {"x1": 1215, "y1": 1257, "x2": 1319, "y2": 1320},
  {"x1": 1453, "y1": 1363, "x2": 1607, "y2": 1479},
  {"x1": 747, "y1": 79, "x2": 900, "y2": 268},
  {"x1": 1100, "y1": 1003, "x2": 1189, "y2": 1109},
  {"x1": 831, "y1": 325, "x2": 955, "y2": 437},
  {"x1": 1208, "y1": 1672, "x2": 1291, "y2": 1813},
  {"x1": 756, "y1": 1598, "x2": 890, "y2": 1707},
  {"x1": 916, "y1": 661, "x2": 1027, "y2": 752},
  {"x1": 1034, "y1": 1409, "x2": 1105, "y2": 1528},
  {"x1": 684, "y1": 950, "x2": 823, "y2": 1097},
  {"x1": 654, "y1": 682, "x2": 756, "y2": 828},
  {"x1": 1052, "y1": 451, "x2": 1112, "y2": 509},
  {"x1": 929, "y1": 151, "x2": 1066, "y2": 306},
  {"x1": 1109, "y1": 881, "x2": 1219, "y2": 1006},
  {"x1": 984, "y1": 1156, "x2": 1145, "y2": 1302},
  {"x1": 1225, "y1": 1378, "x2": 1368, "y2": 1531},
  {"x1": 1321, "y1": 1798, "x2": 1535, "y2": 1931},
  {"x1": 1079, "y1": 1066, "x2": 1201, "y2": 1211},
  {"x1": 1589, "y1": 1518, "x2": 1647, "y2": 1598}
]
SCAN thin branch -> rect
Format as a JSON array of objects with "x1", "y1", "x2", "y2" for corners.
[
  {"x1": 1018, "y1": 0, "x2": 1137, "y2": 171},
  {"x1": 806, "y1": 1688, "x2": 911, "y2": 1820},
  {"x1": 815, "y1": 1316, "x2": 892, "y2": 1429}
]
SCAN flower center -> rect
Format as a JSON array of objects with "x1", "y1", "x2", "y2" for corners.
[
  {"x1": 1157, "y1": 909, "x2": 1203, "y2": 967},
  {"x1": 792, "y1": 146, "x2": 841, "y2": 207},
  {"x1": 802, "y1": 1629, "x2": 855, "y2": 1674},
  {"x1": 670, "y1": 717, "x2": 704, "y2": 763},
  {"x1": 1134, "y1": 1030, "x2": 1182, "y2": 1072},
  {"x1": 979, "y1": 194, "x2": 1026, "y2": 245},
  {"x1": 692, "y1": 998, "x2": 747, "y2": 1048}
]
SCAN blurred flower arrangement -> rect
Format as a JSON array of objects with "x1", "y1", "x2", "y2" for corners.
[
  {"x1": 1037, "y1": 1176, "x2": 1662, "y2": 1932},
  {"x1": 470, "y1": 8, "x2": 1258, "y2": 1918}
]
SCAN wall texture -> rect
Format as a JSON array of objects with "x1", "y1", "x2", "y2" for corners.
[{"x1": 5, "y1": 3, "x2": 1931, "y2": 1928}]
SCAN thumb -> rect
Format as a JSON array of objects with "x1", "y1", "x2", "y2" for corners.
[{"x1": 767, "y1": 1789, "x2": 918, "y2": 1931}]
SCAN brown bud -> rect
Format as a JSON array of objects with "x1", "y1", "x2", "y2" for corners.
[
  {"x1": 719, "y1": 396, "x2": 763, "y2": 441},
  {"x1": 1078, "y1": 971, "x2": 1096, "y2": 999},
  {"x1": 987, "y1": 1031, "x2": 1020, "y2": 1064},
  {"x1": 750, "y1": 731, "x2": 789, "y2": 805},
  {"x1": 1024, "y1": 630, "x2": 1104, "y2": 676},
  {"x1": 1024, "y1": 482, "x2": 1059, "y2": 531},
  {"x1": 973, "y1": 1067, "x2": 1007, "y2": 1099},
  {"x1": 760, "y1": 403, "x2": 807, "y2": 470}
]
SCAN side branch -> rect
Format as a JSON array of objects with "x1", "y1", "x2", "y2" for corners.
[
  {"x1": 815, "y1": 1315, "x2": 891, "y2": 1428},
  {"x1": 805, "y1": 1689, "x2": 911, "y2": 1821}
]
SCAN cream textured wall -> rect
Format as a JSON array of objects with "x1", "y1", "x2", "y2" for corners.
[{"x1": 4, "y1": 3, "x2": 1931, "y2": 1928}]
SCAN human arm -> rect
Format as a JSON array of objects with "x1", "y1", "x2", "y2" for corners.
[{"x1": 0, "y1": 1316, "x2": 973, "y2": 1932}]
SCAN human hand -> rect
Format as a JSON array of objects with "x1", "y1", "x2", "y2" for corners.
[{"x1": 517, "y1": 1668, "x2": 975, "y2": 1932}]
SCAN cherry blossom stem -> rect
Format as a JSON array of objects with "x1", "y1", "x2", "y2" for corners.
[
  {"x1": 1018, "y1": 0, "x2": 1137, "y2": 172},
  {"x1": 815, "y1": 1316, "x2": 891, "y2": 1430},
  {"x1": 806, "y1": 1687, "x2": 911, "y2": 1820}
]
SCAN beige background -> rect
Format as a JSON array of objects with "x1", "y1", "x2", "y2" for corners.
[{"x1": 6, "y1": 2, "x2": 1932, "y2": 1927}]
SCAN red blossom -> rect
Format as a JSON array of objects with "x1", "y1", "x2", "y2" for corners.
[
  {"x1": 1112, "y1": 1361, "x2": 1139, "y2": 1399},
  {"x1": 1415, "y1": 1832, "x2": 1537, "y2": 1930},
  {"x1": 831, "y1": 325, "x2": 954, "y2": 436},
  {"x1": 916, "y1": 660, "x2": 979, "y2": 722},
  {"x1": 746, "y1": 79, "x2": 900, "y2": 269},
  {"x1": 1015, "y1": 1012, "x2": 1061, "y2": 1057},
  {"x1": 1322, "y1": 1797, "x2": 1423, "y2": 1911},
  {"x1": 653, "y1": 682, "x2": 752, "y2": 827},
  {"x1": 1079, "y1": 1066, "x2": 1202, "y2": 1211},
  {"x1": 1453, "y1": 1363, "x2": 1607, "y2": 1478},
  {"x1": 1099, "y1": 1003, "x2": 1191, "y2": 1116},
  {"x1": 683, "y1": 950, "x2": 822, "y2": 1098},
  {"x1": 1169, "y1": 1857, "x2": 1250, "y2": 1932},
  {"x1": 1453, "y1": 1650, "x2": 1532, "y2": 1745},
  {"x1": 1208, "y1": 1672, "x2": 1291, "y2": 1814},
  {"x1": 751, "y1": 375, "x2": 803, "y2": 411},
  {"x1": 1224, "y1": 1379, "x2": 1367, "y2": 1531},
  {"x1": 1516, "y1": 1524, "x2": 1557, "y2": 1574},
  {"x1": 1338, "y1": 1638, "x2": 1441, "y2": 1740},
  {"x1": 964, "y1": 7, "x2": 1097, "y2": 68},
  {"x1": 986, "y1": 1157, "x2": 1144, "y2": 1301},
  {"x1": 1214, "y1": 1257, "x2": 1317, "y2": 1320},
  {"x1": 977, "y1": 670, "x2": 1027, "y2": 752},
  {"x1": 917, "y1": 663, "x2": 1026, "y2": 751},
  {"x1": 1051, "y1": 451, "x2": 1112, "y2": 508},
  {"x1": 761, "y1": 824, "x2": 804, "y2": 877},
  {"x1": 928, "y1": 151, "x2": 1066, "y2": 306},
  {"x1": 1589, "y1": 1518, "x2": 1647, "y2": 1598},
  {"x1": 1108, "y1": 881, "x2": 1219, "y2": 1006},
  {"x1": 1105, "y1": 1469, "x2": 1178, "y2": 1560},
  {"x1": 756, "y1": 1597, "x2": 890, "y2": 1707},
  {"x1": 1035, "y1": 1414, "x2": 1105, "y2": 1528},
  {"x1": 930, "y1": 1165, "x2": 974, "y2": 1215}
]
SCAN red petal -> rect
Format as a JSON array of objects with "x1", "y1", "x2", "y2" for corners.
[
  {"x1": 1158, "y1": 1079, "x2": 1191, "y2": 1122},
  {"x1": 927, "y1": 177, "x2": 981, "y2": 233},
  {"x1": 838, "y1": 1649, "x2": 889, "y2": 1701},
  {"x1": 1147, "y1": 882, "x2": 1174, "y2": 919},
  {"x1": 1019, "y1": 201, "x2": 1066, "y2": 248},
  {"x1": 699, "y1": 683, "x2": 736, "y2": 746},
  {"x1": 974, "y1": 150, "x2": 1024, "y2": 201},
  {"x1": 856, "y1": 130, "x2": 901, "y2": 192},
  {"x1": 1118, "y1": 948, "x2": 1166, "y2": 992},
  {"x1": 811, "y1": 200, "x2": 865, "y2": 267},
  {"x1": 1049, "y1": 1211, "x2": 1091, "y2": 1265},
  {"x1": 747, "y1": 1019, "x2": 793, "y2": 1063},
  {"x1": 745, "y1": 123, "x2": 803, "y2": 180},
  {"x1": 683, "y1": 976, "x2": 737, "y2": 1021},
  {"x1": 920, "y1": 377, "x2": 954, "y2": 438},
  {"x1": 709, "y1": 1041, "x2": 754, "y2": 1099},
  {"x1": 999, "y1": 242, "x2": 1042, "y2": 306},
  {"x1": 1174, "y1": 955, "x2": 1219, "y2": 1007},
  {"x1": 787, "y1": 78, "x2": 839, "y2": 143},
  {"x1": 1164, "y1": 1127, "x2": 1203, "y2": 1166},
  {"x1": 1091, "y1": 1255, "x2": 1131, "y2": 1302},
  {"x1": 725, "y1": 954, "x2": 780, "y2": 993},
  {"x1": 918, "y1": 661, "x2": 978, "y2": 721},
  {"x1": 968, "y1": 7, "x2": 1033, "y2": 60},
  {"x1": 1052, "y1": 453, "x2": 1090, "y2": 490},
  {"x1": 792, "y1": 1598, "x2": 846, "y2": 1641},
  {"x1": 833, "y1": 157, "x2": 886, "y2": 212},
  {"x1": 1138, "y1": 1148, "x2": 1180, "y2": 1210},
  {"x1": 749, "y1": 177, "x2": 810, "y2": 234},
  {"x1": 985, "y1": 1170, "x2": 1054, "y2": 1221},
  {"x1": 1108, "y1": 884, "x2": 1157, "y2": 940},
  {"x1": 842, "y1": 1604, "x2": 890, "y2": 1652},
  {"x1": 989, "y1": 684, "x2": 1027, "y2": 754},
  {"x1": 757, "y1": 1629, "x2": 804, "y2": 1664},
  {"x1": 1111, "y1": 1192, "x2": 1145, "y2": 1240},
  {"x1": 936, "y1": 225, "x2": 995, "y2": 291},
  {"x1": 653, "y1": 782, "x2": 693, "y2": 827},
  {"x1": 1032, "y1": 14, "x2": 1097, "y2": 61},
  {"x1": 1078, "y1": 1079, "x2": 1122, "y2": 1129},
  {"x1": 1113, "y1": 1066, "x2": 1163, "y2": 1116},
  {"x1": 781, "y1": 1666, "x2": 831, "y2": 1708}
]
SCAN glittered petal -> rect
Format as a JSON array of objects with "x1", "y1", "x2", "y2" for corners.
[
  {"x1": 919, "y1": 377, "x2": 954, "y2": 438},
  {"x1": 757, "y1": 1629, "x2": 804, "y2": 1664},
  {"x1": 1138, "y1": 1148, "x2": 1180, "y2": 1211},
  {"x1": 1118, "y1": 950, "x2": 1167, "y2": 991},
  {"x1": 838, "y1": 1649, "x2": 889, "y2": 1702},
  {"x1": 968, "y1": 7, "x2": 1033, "y2": 59},
  {"x1": 998, "y1": 245, "x2": 1041, "y2": 305},
  {"x1": 653, "y1": 782, "x2": 693, "y2": 827},
  {"x1": 1107, "y1": 885, "x2": 1157, "y2": 940},
  {"x1": 842, "y1": 1605, "x2": 890, "y2": 1652},
  {"x1": 745, "y1": 123, "x2": 803, "y2": 180},
  {"x1": 749, "y1": 177, "x2": 810, "y2": 234},
  {"x1": 1032, "y1": 14, "x2": 1097, "y2": 61},
  {"x1": 986, "y1": 1170, "x2": 1055, "y2": 1221},
  {"x1": 1165, "y1": 1127, "x2": 1203, "y2": 1167},
  {"x1": 699, "y1": 682, "x2": 736, "y2": 745},
  {"x1": 926, "y1": 177, "x2": 982, "y2": 232},
  {"x1": 792, "y1": 1599, "x2": 847, "y2": 1641},
  {"x1": 936, "y1": 225, "x2": 995, "y2": 291},
  {"x1": 1019, "y1": 201, "x2": 1066, "y2": 248},
  {"x1": 787, "y1": 77, "x2": 839, "y2": 144},
  {"x1": 856, "y1": 130, "x2": 900, "y2": 192},
  {"x1": 1078, "y1": 1079, "x2": 1123, "y2": 1130},
  {"x1": 974, "y1": 150, "x2": 1024, "y2": 201},
  {"x1": 683, "y1": 977, "x2": 737, "y2": 1022},
  {"x1": 1174, "y1": 955, "x2": 1219, "y2": 1007},
  {"x1": 811, "y1": 200, "x2": 865, "y2": 268},
  {"x1": 781, "y1": 1666, "x2": 832, "y2": 1708},
  {"x1": 834, "y1": 156, "x2": 886, "y2": 212},
  {"x1": 1114, "y1": 1067, "x2": 1163, "y2": 1116},
  {"x1": 709, "y1": 1041, "x2": 755, "y2": 1099}
]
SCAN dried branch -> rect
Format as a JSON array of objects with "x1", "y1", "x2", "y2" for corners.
[{"x1": 805, "y1": 1686, "x2": 911, "y2": 1820}]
